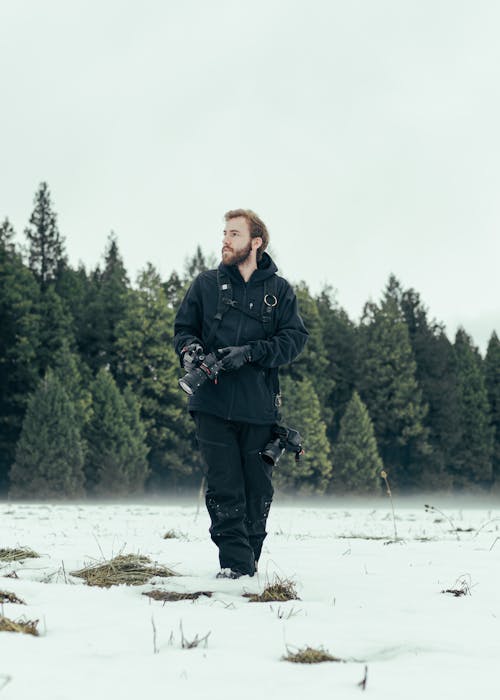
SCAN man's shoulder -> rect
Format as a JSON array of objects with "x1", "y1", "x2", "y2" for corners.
[
  {"x1": 272, "y1": 273, "x2": 294, "y2": 295},
  {"x1": 193, "y1": 269, "x2": 218, "y2": 286}
]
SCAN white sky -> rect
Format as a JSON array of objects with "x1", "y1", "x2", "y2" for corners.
[{"x1": 1, "y1": 0, "x2": 499, "y2": 353}]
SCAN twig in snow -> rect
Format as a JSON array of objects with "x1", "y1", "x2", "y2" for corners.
[
  {"x1": 424, "y1": 504, "x2": 460, "y2": 541},
  {"x1": 0, "y1": 675, "x2": 12, "y2": 692},
  {"x1": 357, "y1": 665, "x2": 368, "y2": 690},
  {"x1": 151, "y1": 615, "x2": 158, "y2": 654},
  {"x1": 381, "y1": 471, "x2": 399, "y2": 541}
]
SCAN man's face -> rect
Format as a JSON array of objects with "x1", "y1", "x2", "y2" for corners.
[{"x1": 222, "y1": 216, "x2": 255, "y2": 266}]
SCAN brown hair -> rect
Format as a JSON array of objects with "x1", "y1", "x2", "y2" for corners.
[{"x1": 224, "y1": 209, "x2": 269, "y2": 262}]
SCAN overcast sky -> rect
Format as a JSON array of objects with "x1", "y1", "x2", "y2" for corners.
[{"x1": 1, "y1": 0, "x2": 499, "y2": 353}]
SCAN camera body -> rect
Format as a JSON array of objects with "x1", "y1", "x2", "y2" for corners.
[
  {"x1": 260, "y1": 425, "x2": 304, "y2": 467},
  {"x1": 178, "y1": 348, "x2": 225, "y2": 396}
]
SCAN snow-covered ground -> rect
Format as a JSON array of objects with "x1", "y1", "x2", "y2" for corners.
[{"x1": 1, "y1": 497, "x2": 499, "y2": 699}]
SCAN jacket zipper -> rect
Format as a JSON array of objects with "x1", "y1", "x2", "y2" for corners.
[{"x1": 226, "y1": 283, "x2": 247, "y2": 420}]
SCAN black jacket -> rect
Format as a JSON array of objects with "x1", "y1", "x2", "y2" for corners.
[{"x1": 173, "y1": 252, "x2": 308, "y2": 424}]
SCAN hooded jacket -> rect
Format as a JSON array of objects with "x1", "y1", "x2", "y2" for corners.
[{"x1": 173, "y1": 252, "x2": 309, "y2": 424}]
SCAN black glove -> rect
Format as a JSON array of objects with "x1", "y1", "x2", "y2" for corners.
[
  {"x1": 181, "y1": 343, "x2": 204, "y2": 371},
  {"x1": 218, "y1": 345, "x2": 252, "y2": 371}
]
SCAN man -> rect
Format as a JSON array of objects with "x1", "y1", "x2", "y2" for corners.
[{"x1": 174, "y1": 209, "x2": 308, "y2": 579}]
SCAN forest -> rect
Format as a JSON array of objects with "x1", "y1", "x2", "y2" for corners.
[{"x1": 1, "y1": 183, "x2": 499, "y2": 498}]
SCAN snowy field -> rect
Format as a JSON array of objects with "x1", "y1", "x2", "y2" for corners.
[{"x1": 1, "y1": 497, "x2": 499, "y2": 700}]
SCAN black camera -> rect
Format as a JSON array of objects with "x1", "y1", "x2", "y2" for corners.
[
  {"x1": 178, "y1": 350, "x2": 225, "y2": 396},
  {"x1": 260, "y1": 425, "x2": 304, "y2": 467}
]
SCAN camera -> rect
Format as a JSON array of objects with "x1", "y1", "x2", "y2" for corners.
[
  {"x1": 260, "y1": 425, "x2": 304, "y2": 467},
  {"x1": 178, "y1": 350, "x2": 225, "y2": 396}
]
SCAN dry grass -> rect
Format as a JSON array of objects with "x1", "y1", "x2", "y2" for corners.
[
  {"x1": 0, "y1": 615, "x2": 39, "y2": 636},
  {"x1": 243, "y1": 575, "x2": 300, "y2": 603},
  {"x1": 143, "y1": 589, "x2": 212, "y2": 602},
  {"x1": 441, "y1": 575, "x2": 472, "y2": 597},
  {"x1": 0, "y1": 591, "x2": 25, "y2": 605},
  {"x1": 0, "y1": 547, "x2": 40, "y2": 562},
  {"x1": 163, "y1": 530, "x2": 178, "y2": 539},
  {"x1": 283, "y1": 646, "x2": 343, "y2": 664},
  {"x1": 70, "y1": 553, "x2": 178, "y2": 588}
]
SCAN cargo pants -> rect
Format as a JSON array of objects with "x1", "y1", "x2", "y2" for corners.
[{"x1": 193, "y1": 411, "x2": 274, "y2": 576}]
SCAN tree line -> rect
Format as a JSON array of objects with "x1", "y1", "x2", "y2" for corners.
[{"x1": 1, "y1": 183, "x2": 499, "y2": 498}]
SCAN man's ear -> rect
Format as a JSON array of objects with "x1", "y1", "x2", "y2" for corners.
[{"x1": 252, "y1": 236, "x2": 263, "y2": 252}]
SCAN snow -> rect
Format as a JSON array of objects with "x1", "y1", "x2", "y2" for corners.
[{"x1": 1, "y1": 498, "x2": 499, "y2": 699}]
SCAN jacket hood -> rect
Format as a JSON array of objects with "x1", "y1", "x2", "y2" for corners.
[{"x1": 219, "y1": 251, "x2": 277, "y2": 284}]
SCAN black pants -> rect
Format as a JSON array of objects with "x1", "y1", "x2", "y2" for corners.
[{"x1": 193, "y1": 411, "x2": 274, "y2": 575}]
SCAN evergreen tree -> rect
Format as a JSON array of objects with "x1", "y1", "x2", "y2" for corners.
[
  {"x1": 163, "y1": 270, "x2": 187, "y2": 313},
  {"x1": 281, "y1": 282, "x2": 333, "y2": 426},
  {"x1": 452, "y1": 329, "x2": 494, "y2": 488},
  {"x1": 51, "y1": 339, "x2": 92, "y2": 431},
  {"x1": 401, "y1": 288, "x2": 459, "y2": 489},
  {"x1": 55, "y1": 262, "x2": 90, "y2": 349},
  {"x1": 116, "y1": 264, "x2": 196, "y2": 488},
  {"x1": 485, "y1": 332, "x2": 500, "y2": 487},
  {"x1": 84, "y1": 368, "x2": 149, "y2": 496},
  {"x1": 0, "y1": 227, "x2": 40, "y2": 491},
  {"x1": 9, "y1": 370, "x2": 85, "y2": 499},
  {"x1": 183, "y1": 245, "x2": 215, "y2": 279},
  {"x1": 122, "y1": 385, "x2": 150, "y2": 493},
  {"x1": 330, "y1": 391, "x2": 383, "y2": 494},
  {"x1": 0, "y1": 218, "x2": 15, "y2": 251},
  {"x1": 274, "y1": 374, "x2": 332, "y2": 493},
  {"x1": 25, "y1": 182, "x2": 66, "y2": 289},
  {"x1": 79, "y1": 235, "x2": 130, "y2": 375},
  {"x1": 316, "y1": 286, "x2": 358, "y2": 443},
  {"x1": 357, "y1": 275, "x2": 429, "y2": 489},
  {"x1": 36, "y1": 285, "x2": 75, "y2": 376}
]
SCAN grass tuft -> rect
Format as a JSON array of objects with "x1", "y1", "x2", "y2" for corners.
[
  {"x1": 441, "y1": 574, "x2": 472, "y2": 597},
  {"x1": 244, "y1": 575, "x2": 300, "y2": 603},
  {"x1": 143, "y1": 589, "x2": 212, "y2": 602},
  {"x1": 283, "y1": 646, "x2": 343, "y2": 664},
  {"x1": 70, "y1": 553, "x2": 178, "y2": 588},
  {"x1": 0, "y1": 547, "x2": 40, "y2": 562},
  {"x1": 0, "y1": 615, "x2": 39, "y2": 636},
  {"x1": 0, "y1": 591, "x2": 25, "y2": 605}
]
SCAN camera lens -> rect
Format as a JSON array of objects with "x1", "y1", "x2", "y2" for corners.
[{"x1": 178, "y1": 377, "x2": 194, "y2": 395}]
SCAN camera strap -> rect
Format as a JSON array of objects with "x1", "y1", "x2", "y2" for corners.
[{"x1": 204, "y1": 270, "x2": 279, "y2": 350}]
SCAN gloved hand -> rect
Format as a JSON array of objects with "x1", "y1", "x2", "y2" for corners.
[
  {"x1": 218, "y1": 345, "x2": 252, "y2": 371},
  {"x1": 181, "y1": 343, "x2": 204, "y2": 371}
]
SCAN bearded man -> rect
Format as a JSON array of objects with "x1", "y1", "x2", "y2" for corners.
[{"x1": 174, "y1": 209, "x2": 308, "y2": 578}]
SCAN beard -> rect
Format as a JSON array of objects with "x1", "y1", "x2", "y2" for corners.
[{"x1": 222, "y1": 241, "x2": 252, "y2": 266}]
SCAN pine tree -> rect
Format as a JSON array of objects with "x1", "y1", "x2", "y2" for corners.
[
  {"x1": 280, "y1": 282, "x2": 333, "y2": 430},
  {"x1": 316, "y1": 286, "x2": 358, "y2": 443},
  {"x1": 9, "y1": 370, "x2": 85, "y2": 499},
  {"x1": 274, "y1": 374, "x2": 332, "y2": 494},
  {"x1": 357, "y1": 275, "x2": 429, "y2": 489},
  {"x1": 485, "y1": 332, "x2": 500, "y2": 487},
  {"x1": 183, "y1": 245, "x2": 215, "y2": 280},
  {"x1": 51, "y1": 339, "x2": 92, "y2": 431},
  {"x1": 116, "y1": 264, "x2": 196, "y2": 488},
  {"x1": 25, "y1": 182, "x2": 66, "y2": 289},
  {"x1": 55, "y1": 262, "x2": 90, "y2": 349},
  {"x1": 0, "y1": 225, "x2": 40, "y2": 492},
  {"x1": 0, "y1": 218, "x2": 15, "y2": 251},
  {"x1": 84, "y1": 368, "x2": 149, "y2": 496},
  {"x1": 79, "y1": 235, "x2": 130, "y2": 375},
  {"x1": 401, "y1": 288, "x2": 459, "y2": 489},
  {"x1": 122, "y1": 385, "x2": 150, "y2": 493},
  {"x1": 452, "y1": 329, "x2": 494, "y2": 488},
  {"x1": 330, "y1": 391, "x2": 383, "y2": 494},
  {"x1": 36, "y1": 285, "x2": 75, "y2": 376}
]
